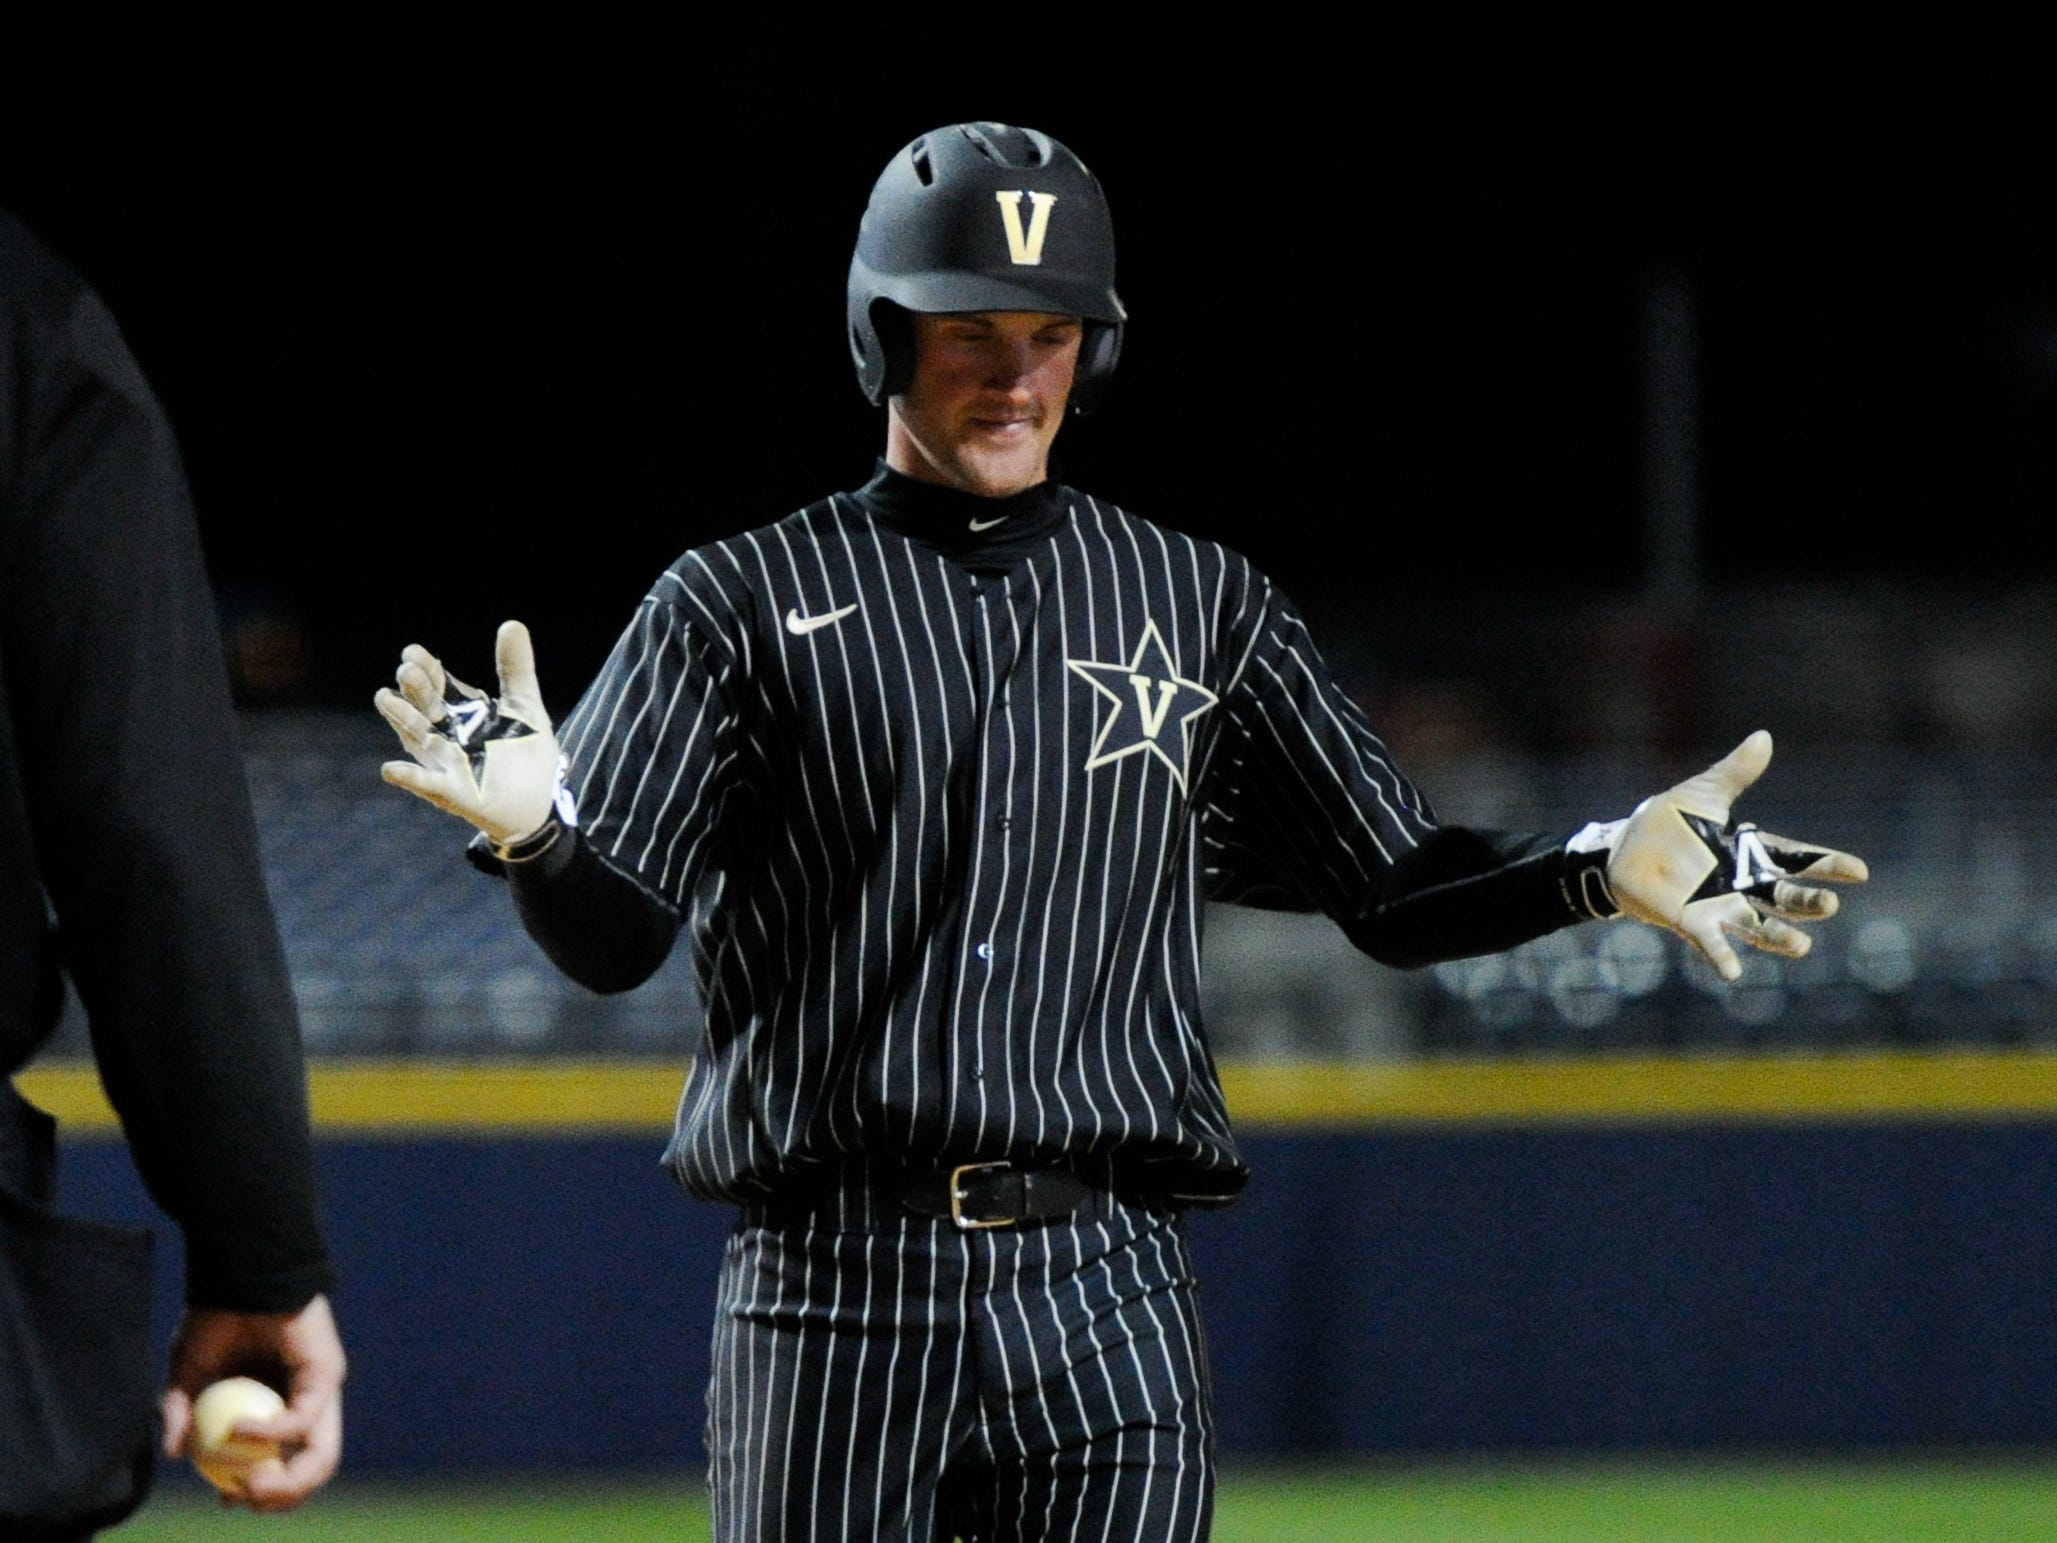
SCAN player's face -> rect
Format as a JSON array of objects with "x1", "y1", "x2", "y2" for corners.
[{"x1": 886, "y1": 310, "x2": 1082, "y2": 498}]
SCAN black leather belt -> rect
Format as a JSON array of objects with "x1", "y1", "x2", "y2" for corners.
[
  {"x1": 898, "y1": 1160, "x2": 1094, "y2": 1231},
  {"x1": 763, "y1": 1156, "x2": 1245, "y2": 1230}
]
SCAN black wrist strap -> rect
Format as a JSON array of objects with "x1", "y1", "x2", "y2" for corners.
[
  {"x1": 496, "y1": 810, "x2": 567, "y2": 864},
  {"x1": 466, "y1": 810, "x2": 575, "y2": 877},
  {"x1": 1563, "y1": 835, "x2": 1612, "y2": 917}
]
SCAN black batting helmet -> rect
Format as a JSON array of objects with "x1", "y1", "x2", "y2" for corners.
[{"x1": 846, "y1": 122, "x2": 1126, "y2": 414}]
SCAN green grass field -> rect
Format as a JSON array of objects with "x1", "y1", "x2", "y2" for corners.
[{"x1": 109, "y1": 1457, "x2": 2057, "y2": 1541}]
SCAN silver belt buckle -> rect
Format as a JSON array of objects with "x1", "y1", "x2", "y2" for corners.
[{"x1": 948, "y1": 1161, "x2": 1014, "y2": 1231}]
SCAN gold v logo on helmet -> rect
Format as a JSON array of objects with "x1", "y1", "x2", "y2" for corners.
[{"x1": 994, "y1": 191, "x2": 1057, "y2": 266}]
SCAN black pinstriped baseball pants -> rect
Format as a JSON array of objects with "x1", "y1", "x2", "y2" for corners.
[{"x1": 705, "y1": 1178, "x2": 1216, "y2": 1542}]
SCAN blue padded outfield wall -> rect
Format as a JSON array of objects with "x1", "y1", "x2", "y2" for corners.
[{"x1": 29, "y1": 1056, "x2": 2057, "y2": 1475}]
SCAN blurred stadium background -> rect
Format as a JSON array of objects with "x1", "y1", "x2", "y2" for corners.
[
  {"x1": 10, "y1": 40, "x2": 2057, "y2": 1543},
  {"x1": 32, "y1": 704, "x2": 2057, "y2": 1066}
]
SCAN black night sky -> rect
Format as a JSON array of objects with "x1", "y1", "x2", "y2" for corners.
[{"x1": 5, "y1": 41, "x2": 2053, "y2": 719}]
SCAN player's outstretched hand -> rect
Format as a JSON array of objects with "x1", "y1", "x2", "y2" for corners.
[
  {"x1": 374, "y1": 619, "x2": 564, "y2": 847},
  {"x1": 160, "y1": 1294, "x2": 346, "y2": 1512},
  {"x1": 1592, "y1": 730, "x2": 1869, "y2": 982}
]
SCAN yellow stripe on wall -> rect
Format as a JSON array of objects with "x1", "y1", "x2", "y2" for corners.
[
  {"x1": 1216, "y1": 1052, "x2": 2057, "y2": 1126},
  {"x1": 19, "y1": 1051, "x2": 2057, "y2": 1137},
  {"x1": 17, "y1": 1060, "x2": 687, "y2": 1135}
]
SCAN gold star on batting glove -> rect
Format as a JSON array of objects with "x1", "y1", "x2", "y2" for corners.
[
  {"x1": 1570, "y1": 731, "x2": 1870, "y2": 983},
  {"x1": 374, "y1": 619, "x2": 565, "y2": 853}
]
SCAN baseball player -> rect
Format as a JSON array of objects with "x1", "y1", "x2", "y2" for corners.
[{"x1": 375, "y1": 122, "x2": 1867, "y2": 1542}]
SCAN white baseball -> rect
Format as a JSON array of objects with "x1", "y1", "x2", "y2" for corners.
[{"x1": 189, "y1": 1376, "x2": 287, "y2": 1495}]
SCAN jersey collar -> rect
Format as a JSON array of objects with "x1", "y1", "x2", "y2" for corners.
[{"x1": 854, "y1": 461, "x2": 1071, "y2": 561}]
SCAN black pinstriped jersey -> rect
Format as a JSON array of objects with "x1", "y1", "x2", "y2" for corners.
[{"x1": 503, "y1": 465, "x2": 1591, "y2": 1204}]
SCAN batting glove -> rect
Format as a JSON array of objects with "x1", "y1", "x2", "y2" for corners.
[
  {"x1": 374, "y1": 619, "x2": 573, "y2": 856},
  {"x1": 1563, "y1": 730, "x2": 1869, "y2": 982}
]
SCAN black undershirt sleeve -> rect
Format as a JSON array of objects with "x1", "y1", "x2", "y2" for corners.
[
  {"x1": 484, "y1": 823, "x2": 683, "y2": 995},
  {"x1": 1340, "y1": 826, "x2": 1584, "y2": 970}
]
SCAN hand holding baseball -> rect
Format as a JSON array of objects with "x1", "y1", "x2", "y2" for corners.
[
  {"x1": 1603, "y1": 731, "x2": 1870, "y2": 982},
  {"x1": 161, "y1": 1294, "x2": 346, "y2": 1512},
  {"x1": 375, "y1": 619, "x2": 564, "y2": 847}
]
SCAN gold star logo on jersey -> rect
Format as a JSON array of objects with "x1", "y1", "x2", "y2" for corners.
[{"x1": 1067, "y1": 619, "x2": 1219, "y2": 793}]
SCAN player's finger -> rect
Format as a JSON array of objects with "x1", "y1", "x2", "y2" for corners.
[
  {"x1": 1764, "y1": 881, "x2": 1839, "y2": 921},
  {"x1": 381, "y1": 760, "x2": 463, "y2": 814},
  {"x1": 1732, "y1": 908, "x2": 1812, "y2": 959},
  {"x1": 394, "y1": 659, "x2": 449, "y2": 721},
  {"x1": 376, "y1": 702, "x2": 463, "y2": 776},
  {"x1": 1680, "y1": 902, "x2": 1747, "y2": 983},
  {"x1": 381, "y1": 756, "x2": 441, "y2": 791},
  {"x1": 1694, "y1": 730, "x2": 1773, "y2": 807},
  {"x1": 1757, "y1": 832, "x2": 1870, "y2": 884},
  {"x1": 374, "y1": 687, "x2": 437, "y2": 745},
  {"x1": 495, "y1": 619, "x2": 543, "y2": 710},
  {"x1": 397, "y1": 643, "x2": 445, "y2": 692},
  {"x1": 394, "y1": 645, "x2": 448, "y2": 708}
]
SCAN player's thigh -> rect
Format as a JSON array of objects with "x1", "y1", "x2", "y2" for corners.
[
  {"x1": 706, "y1": 1212, "x2": 971, "y2": 1543},
  {"x1": 970, "y1": 1203, "x2": 1217, "y2": 1542}
]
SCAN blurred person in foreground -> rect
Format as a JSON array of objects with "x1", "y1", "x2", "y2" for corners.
[{"x1": 0, "y1": 208, "x2": 344, "y2": 1540}]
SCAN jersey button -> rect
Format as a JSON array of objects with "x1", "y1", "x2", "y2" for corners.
[
  {"x1": 974, "y1": 941, "x2": 994, "y2": 961},
  {"x1": 997, "y1": 816, "x2": 1012, "y2": 831}
]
